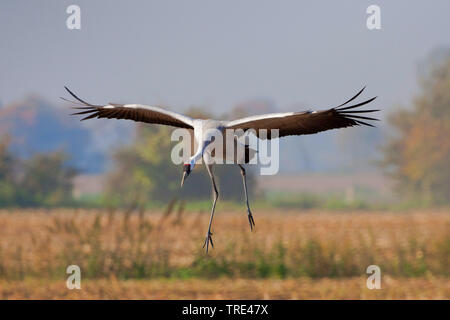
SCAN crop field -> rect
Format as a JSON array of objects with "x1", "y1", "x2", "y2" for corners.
[{"x1": 0, "y1": 208, "x2": 448, "y2": 299}]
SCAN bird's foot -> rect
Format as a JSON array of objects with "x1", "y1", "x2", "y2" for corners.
[
  {"x1": 247, "y1": 209, "x2": 255, "y2": 231},
  {"x1": 202, "y1": 231, "x2": 214, "y2": 253}
]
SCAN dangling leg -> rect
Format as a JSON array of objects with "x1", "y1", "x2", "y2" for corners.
[
  {"x1": 239, "y1": 164, "x2": 255, "y2": 231},
  {"x1": 203, "y1": 164, "x2": 219, "y2": 253}
]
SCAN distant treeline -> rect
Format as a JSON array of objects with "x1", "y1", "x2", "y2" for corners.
[{"x1": 0, "y1": 136, "x2": 76, "y2": 207}]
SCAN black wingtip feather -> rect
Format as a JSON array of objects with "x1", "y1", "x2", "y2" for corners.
[
  {"x1": 335, "y1": 86, "x2": 366, "y2": 108},
  {"x1": 337, "y1": 96, "x2": 377, "y2": 111},
  {"x1": 60, "y1": 96, "x2": 87, "y2": 106},
  {"x1": 341, "y1": 109, "x2": 380, "y2": 114},
  {"x1": 332, "y1": 88, "x2": 380, "y2": 129},
  {"x1": 64, "y1": 86, "x2": 100, "y2": 107},
  {"x1": 344, "y1": 114, "x2": 379, "y2": 121},
  {"x1": 70, "y1": 110, "x2": 97, "y2": 116},
  {"x1": 355, "y1": 120, "x2": 376, "y2": 127},
  {"x1": 81, "y1": 113, "x2": 99, "y2": 121}
]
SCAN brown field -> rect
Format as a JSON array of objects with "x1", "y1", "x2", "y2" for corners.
[
  {"x1": 1, "y1": 277, "x2": 448, "y2": 299},
  {"x1": 0, "y1": 208, "x2": 448, "y2": 299}
]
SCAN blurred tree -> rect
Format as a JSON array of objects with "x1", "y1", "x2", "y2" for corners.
[
  {"x1": 382, "y1": 54, "x2": 450, "y2": 205},
  {"x1": 19, "y1": 151, "x2": 77, "y2": 206},
  {"x1": 106, "y1": 108, "x2": 256, "y2": 207},
  {"x1": 0, "y1": 135, "x2": 17, "y2": 206}
]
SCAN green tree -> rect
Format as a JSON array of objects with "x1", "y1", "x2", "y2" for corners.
[
  {"x1": 382, "y1": 54, "x2": 450, "y2": 205},
  {"x1": 106, "y1": 124, "x2": 205, "y2": 206},
  {"x1": 19, "y1": 151, "x2": 77, "y2": 206},
  {"x1": 0, "y1": 135, "x2": 17, "y2": 206}
]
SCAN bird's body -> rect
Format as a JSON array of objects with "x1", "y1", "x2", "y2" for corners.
[
  {"x1": 64, "y1": 86, "x2": 379, "y2": 253},
  {"x1": 188, "y1": 119, "x2": 257, "y2": 166}
]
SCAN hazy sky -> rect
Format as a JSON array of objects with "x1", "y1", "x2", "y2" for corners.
[{"x1": 1, "y1": 0, "x2": 449, "y2": 118}]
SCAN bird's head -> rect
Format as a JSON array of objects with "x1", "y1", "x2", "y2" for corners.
[{"x1": 181, "y1": 162, "x2": 193, "y2": 187}]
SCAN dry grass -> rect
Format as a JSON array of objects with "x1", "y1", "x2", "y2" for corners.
[
  {"x1": 0, "y1": 208, "x2": 448, "y2": 299},
  {"x1": 0, "y1": 277, "x2": 448, "y2": 299}
]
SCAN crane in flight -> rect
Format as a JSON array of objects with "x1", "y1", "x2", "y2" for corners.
[{"x1": 64, "y1": 86, "x2": 379, "y2": 253}]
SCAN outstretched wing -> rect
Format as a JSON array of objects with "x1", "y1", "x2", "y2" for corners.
[
  {"x1": 63, "y1": 87, "x2": 194, "y2": 129},
  {"x1": 226, "y1": 87, "x2": 379, "y2": 139}
]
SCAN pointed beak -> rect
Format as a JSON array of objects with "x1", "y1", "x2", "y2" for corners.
[{"x1": 181, "y1": 171, "x2": 187, "y2": 187}]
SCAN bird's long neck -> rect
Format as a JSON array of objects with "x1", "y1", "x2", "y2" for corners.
[
  {"x1": 189, "y1": 141, "x2": 205, "y2": 167},
  {"x1": 190, "y1": 120, "x2": 216, "y2": 166}
]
